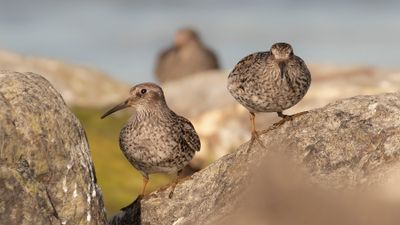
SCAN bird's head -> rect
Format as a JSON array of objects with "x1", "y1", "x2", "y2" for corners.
[
  {"x1": 101, "y1": 83, "x2": 166, "y2": 119},
  {"x1": 270, "y1": 42, "x2": 294, "y2": 60},
  {"x1": 174, "y1": 28, "x2": 199, "y2": 48}
]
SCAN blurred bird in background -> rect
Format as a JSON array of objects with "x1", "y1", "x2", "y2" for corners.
[{"x1": 155, "y1": 28, "x2": 220, "y2": 83}]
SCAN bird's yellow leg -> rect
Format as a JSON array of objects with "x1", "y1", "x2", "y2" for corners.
[
  {"x1": 291, "y1": 110, "x2": 309, "y2": 118},
  {"x1": 273, "y1": 111, "x2": 309, "y2": 127},
  {"x1": 141, "y1": 176, "x2": 149, "y2": 196},
  {"x1": 250, "y1": 112, "x2": 258, "y2": 138},
  {"x1": 245, "y1": 112, "x2": 269, "y2": 152},
  {"x1": 168, "y1": 170, "x2": 190, "y2": 198}
]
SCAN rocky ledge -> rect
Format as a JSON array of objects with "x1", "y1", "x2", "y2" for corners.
[{"x1": 111, "y1": 91, "x2": 400, "y2": 225}]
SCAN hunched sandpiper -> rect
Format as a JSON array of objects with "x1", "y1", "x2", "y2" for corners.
[{"x1": 227, "y1": 42, "x2": 311, "y2": 136}]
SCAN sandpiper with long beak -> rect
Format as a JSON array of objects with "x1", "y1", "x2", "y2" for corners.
[{"x1": 101, "y1": 83, "x2": 200, "y2": 200}]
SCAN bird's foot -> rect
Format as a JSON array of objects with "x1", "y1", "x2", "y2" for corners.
[
  {"x1": 251, "y1": 130, "x2": 259, "y2": 139},
  {"x1": 177, "y1": 175, "x2": 193, "y2": 183},
  {"x1": 168, "y1": 184, "x2": 177, "y2": 199},
  {"x1": 272, "y1": 117, "x2": 291, "y2": 127},
  {"x1": 246, "y1": 131, "x2": 266, "y2": 152},
  {"x1": 273, "y1": 111, "x2": 309, "y2": 128},
  {"x1": 120, "y1": 194, "x2": 143, "y2": 211},
  {"x1": 246, "y1": 133, "x2": 257, "y2": 153},
  {"x1": 157, "y1": 176, "x2": 193, "y2": 198},
  {"x1": 259, "y1": 126, "x2": 274, "y2": 135},
  {"x1": 291, "y1": 110, "x2": 309, "y2": 118},
  {"x1": 168, "y1": 176, "x2": 193, "y2": 198},
  {"x1": 158, "y1": 184, "x2": 170, "y2": 192}
]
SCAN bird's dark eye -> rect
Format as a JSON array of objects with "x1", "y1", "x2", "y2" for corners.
[{"x1": 140, "y1": 89, "x2": 147, "y2": 94}]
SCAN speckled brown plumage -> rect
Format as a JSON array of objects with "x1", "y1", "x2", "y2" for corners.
[
  {"x1": 155, "y1": 28, "x2": 219, "y2": 83},
  {"x1": 227, "y1": 42, "x2": 311, "y2": 134},
  {"x1": 101, "y1": 83, "x2": 200, "y2": 197}
]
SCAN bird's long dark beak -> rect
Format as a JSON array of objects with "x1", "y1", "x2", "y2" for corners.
[
  {"x1": 101, "y1": 100, "x2": 129, "y2": 119},
  {"x1": 278, "y1": 61, "x2": 286, "y2": 79}
]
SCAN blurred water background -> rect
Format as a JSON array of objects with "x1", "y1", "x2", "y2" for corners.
[{"x1": 1, "y1": 0, "x2": 400, "y2": 84}]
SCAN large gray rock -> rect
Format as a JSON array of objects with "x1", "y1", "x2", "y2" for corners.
[
  {"x1": 111, "y1": 91, "x2": 400, "y2": 225},
  {"x1": 0, "y1": 71, "x2": 107, "y2": 225}
]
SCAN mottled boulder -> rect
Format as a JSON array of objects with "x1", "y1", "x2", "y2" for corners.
[
  {"x1": 0, "y1": 71, "x2": 107, "y2": 225},
  {"x1": 111, "y1": 92, "x2": 400, "y2": 225}
]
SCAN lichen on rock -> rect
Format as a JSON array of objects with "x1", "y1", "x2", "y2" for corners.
[{"x1": 0, "y1": 71, "x2": 107, "y2": 225}]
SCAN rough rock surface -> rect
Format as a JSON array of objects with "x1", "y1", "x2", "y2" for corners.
[
  {"x1": 111, "y1": 91, "x2": 400, "y2": 225},
  {"x1": 162, "y1": 66, "x2": 400, "y2": 166},
  {"x1": 0, "y1": 71, "x2": 107, "y2": 225}
]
